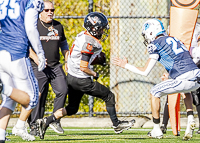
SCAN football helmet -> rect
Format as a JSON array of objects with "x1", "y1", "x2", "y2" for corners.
[
  {"x1": 84, "y1": 12, "x2": 109, "y2": 41},
  {"x1": 142, "y1": 19, "x2": 166, "y2": 46}
]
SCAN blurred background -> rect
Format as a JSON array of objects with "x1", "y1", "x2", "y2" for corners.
[{"x1": 11, "y1": 0, "x2": 200, "y2": 118}]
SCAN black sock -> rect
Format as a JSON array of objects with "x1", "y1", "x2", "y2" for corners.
[
  {"x1": 153, "y1": 117, "x2": 160, "y2": 124},
  {"x1": 106, "y1": 106, "x2": 119, "y2": 126},
  {"x1": 187, "y1": 111, "x2": 193, "y2": 116},
  {"x1": 46, "y1": 114, "x2": 57, "y2": 126}
]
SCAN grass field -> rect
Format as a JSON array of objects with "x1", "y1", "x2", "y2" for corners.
[{"x1": 6, "y1": 127, "x2": 200, "y2": 143}]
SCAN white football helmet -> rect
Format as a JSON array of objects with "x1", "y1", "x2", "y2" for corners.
[{"x1": 142, "y1": 19, "x2": 166, "y2": 46}]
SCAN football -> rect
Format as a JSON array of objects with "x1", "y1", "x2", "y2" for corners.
[{"x1": 91, "y1": 52, "x2": 106, "y2": 66}]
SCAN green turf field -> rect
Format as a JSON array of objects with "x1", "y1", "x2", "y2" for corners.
[{"x1": 6, "y1": 127, "x2": 200, "y2": 143}]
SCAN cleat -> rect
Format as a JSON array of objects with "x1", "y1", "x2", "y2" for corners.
[
  {"x1": 112, "y1": 119, "x2": 135, "y2": 134},
  {"x1": 36, "y1": 118, "x2": 48, "y2": 139},
  {"x1": 183, "y1": 120, "x2": 196, "y2": 141},
  {"x1": 147, "y1": 128, "x2": 163, "y2": 139},
  {"x1": 5, "y1": 137, "x2": 10, "y2": 141},
  {"x1": 196, "y1": 130, "x2": 200, "y2": 134},
  {"x1": 160, "y1": 126, "x2": 167, "y2": 134},
  {"x1": 29, "y1": 123, "x2": 39, "y2": 136},
  {"x1": 12, "y1": 125, "x2": 35, "y2": 141},
  {"x1": 49, "y1": 122, "x2": 64, "y2": 134}
]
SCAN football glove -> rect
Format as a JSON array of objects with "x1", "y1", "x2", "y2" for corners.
[
  {"x1": 93, "y1": 72, "x2": 99, "y2": 80},
  {"x1": 38, "y1": 53, "x2": 46, "y2": 71}
]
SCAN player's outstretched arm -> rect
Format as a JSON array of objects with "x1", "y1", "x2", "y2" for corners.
[{"x1": 112, "y1": 57, "x2": 157, "y2": 76}]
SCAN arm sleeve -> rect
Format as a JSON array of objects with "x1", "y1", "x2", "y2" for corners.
[
  {"x1": 80, "y1": 53, "x2": 92, "y2": 68},
  {"x1": 24, "y1": 8, "x2": 44, "y2": 56},
  {"x1": 60, "y1": 40, "x2": 69, "y2": 51},
  {"x1": 125, "y1": 58, "x2": 157, "y2": 76}
]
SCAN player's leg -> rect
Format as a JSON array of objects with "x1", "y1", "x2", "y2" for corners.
[
  {"x1": 78, "y1": 76, "x2": 134, "y2": 134},
  {"x1": 0, "y1": 71, "x2": 17, "y2": 142},
  {"x1": 196, "y1": 104, "x2": 200, "y2": 134},
  {"x1": 0, "y1": 107, "x2": 12, "y2": 142},
  {"x1": 11, "y1": 57, "x2": 39, "y2": 141},
  {"x1": 0, "y1": 50, "x2": 31, "y2": 107},
  {"x1": 150, "y1": 78, "x2": 199, "y2": 139},
  {"x1": 36, "y1": 74, "x2": 82, "y2": 139},
  {"x1": 181, "y1": 93, "x2": 195, "y2": 140},
  {"x1": 191, "y1": 87, "x2": 200, "y2": 134},
  {"x1": 49, "y1": 64, "x2": 68, "y2": 134}
]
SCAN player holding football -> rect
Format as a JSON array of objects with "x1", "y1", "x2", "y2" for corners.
[
  {"x1": 0, "y1": 0, "x2": 45, "y2": 142},
  {"x1": 112, "y1": 19, "x2": 200, "y2": 140},
  {"x1": 36, "y1": 12, "x2": 135, "y2": 139}
]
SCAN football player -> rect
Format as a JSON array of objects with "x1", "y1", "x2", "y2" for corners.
[
  {"x1": 0, "y1": 0, "x2": 45, "y2": 142},
  {"x1": 160, "y1": 23, "x2": 200, "y2": 135},
  {"x1": 112, "y1": 19, "x2": 200, "y2": 140},
  {"x1": 36, "y1": 12, "x2": 135, "y2": 139}
]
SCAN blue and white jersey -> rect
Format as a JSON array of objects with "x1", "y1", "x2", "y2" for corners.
[
  {"x1": 0, "y1": 0, "x2": 44, "y2": 61},
  {"x1": 147, "y1": 36, "x2": 198, "y2": 79}
]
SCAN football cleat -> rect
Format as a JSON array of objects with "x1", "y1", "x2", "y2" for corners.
[
  {"x1": 160, "y1": 126, "x2": 167, "y2": 134},
  {"x1": 29, "y1": 123, "x2": 39, "y2": 136},
  {"x1": 12, "y1": 125, "x2": 35, "y2": 141},
  {"x1": 112, "y1": 119, "x2": 135, "y2": 134},
  {"x1": 49, "y1": 122, "x2": 64, "y2": 134},
  {"x1": 147, "y1": 128, "x2": 163, "y2": 139},
  {"x1": 36, "y1": 117, "x2": 48, "y2": 139},
  {"x1": 183, "y1": 120, "x2": 196, "y2": 141}
]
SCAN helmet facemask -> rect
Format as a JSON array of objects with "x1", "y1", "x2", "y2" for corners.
[{"x1": 84, "y1": 12, "x2": 109, "y2": 41}]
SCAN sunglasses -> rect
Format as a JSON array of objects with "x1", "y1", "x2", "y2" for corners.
[{"x1": 44, "y1": 9, "x2": 55, "y2": 12}]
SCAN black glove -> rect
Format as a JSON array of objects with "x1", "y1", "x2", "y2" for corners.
[{"x1": 93, "y1": 72, "x2": 99, "y2": 80}]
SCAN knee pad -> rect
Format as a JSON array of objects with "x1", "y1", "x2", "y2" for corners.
[
  {"x1": 104, "y1": 92, "x2": 115, "y2": 107},
  {"x1": 65, "y1": 106, "x2": 79, "y2": 116}
]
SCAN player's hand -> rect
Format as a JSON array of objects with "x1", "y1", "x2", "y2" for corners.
[
  {"x1": 38, "y1": 53, "x2": 46, "y2": 71},
  {"x1": 161, "y1": 73, "x2": 169, "y2": 81},
  {"x1": 111, "y1": 57, "x2": 128, "y2": 68}
]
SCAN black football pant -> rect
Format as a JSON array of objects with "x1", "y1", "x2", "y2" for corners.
[
  {"x1": 65, "y1": 74, "x2": 112, "y2": 116},
  {"x1": 28, "y1": 64, "x2": 68, "y2": 126}
]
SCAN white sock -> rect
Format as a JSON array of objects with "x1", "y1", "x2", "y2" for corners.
[
  {"x1": 154, "y1": 123, "x2": 160, "y2": 130},
  {"x1": 2, "y1": 84, "x2": 13, "y2": 97},
  {"x1": 188, "y1": 115, "x2": 194, "y2": 122},
  {"x1": 0, "y1": 128, "x2": 6, "y2": 140},
  {"x1": 15, "y1": 119, "x2": 25, "y2": 128}
]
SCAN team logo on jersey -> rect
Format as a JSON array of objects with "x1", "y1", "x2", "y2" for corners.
[
  {"x1": 147, "y1": 44, "x2": 157, "y2": 53},
  {"x1": 88, "y1": 16, "x2": 101, "y2": 25}
]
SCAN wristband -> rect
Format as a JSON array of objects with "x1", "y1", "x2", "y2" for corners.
[{"x1": 64, "y1": 61, "x2": 67, "y2": 63}]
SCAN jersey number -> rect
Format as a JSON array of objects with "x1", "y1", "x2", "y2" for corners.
[
  {"x1": 0, "y1": 0, "x2": 20, "y2": 20},
  {"x1": 166, "y1": 37, "x2": 188, "y2": 55}
]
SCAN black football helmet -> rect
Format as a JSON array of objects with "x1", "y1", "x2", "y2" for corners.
[{"x1": 84, "y1": 12, "x2": 109, "y2": 41}]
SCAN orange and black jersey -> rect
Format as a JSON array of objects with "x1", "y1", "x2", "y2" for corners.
[{"x1": 68, "y1": 31, "x2": 102, "y2": 78}]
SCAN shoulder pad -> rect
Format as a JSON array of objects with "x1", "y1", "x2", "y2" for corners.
[
  {"x1": 82, "y1": 42, "x2": 101, "y2": 54},
  {"x1": 147, "y1": 44, "x2": 157, "y2": 54}
]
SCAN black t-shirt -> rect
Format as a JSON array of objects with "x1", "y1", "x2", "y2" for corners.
[{"x1": 31, "y1": 19, "x2": 66, "y2": 68}]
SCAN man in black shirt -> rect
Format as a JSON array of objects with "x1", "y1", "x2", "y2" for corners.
[{"x1": 28, "y1": 0, "x2": 69, "y2": 135}]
